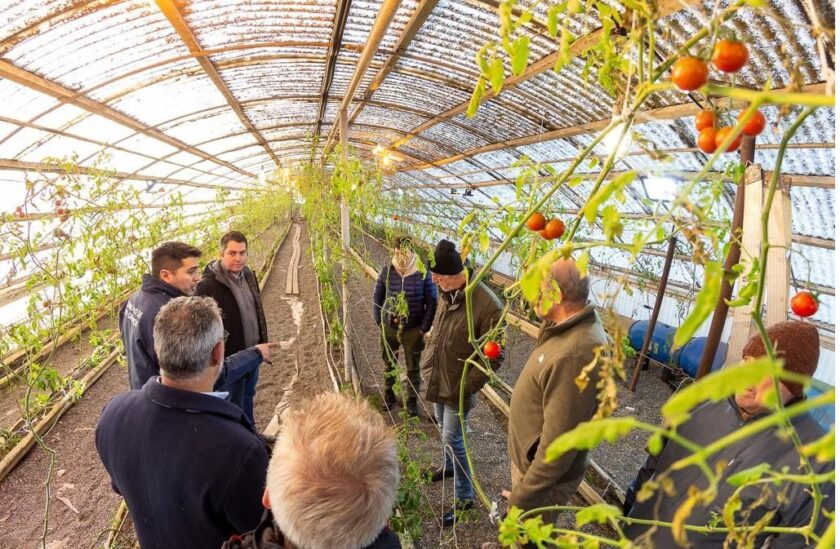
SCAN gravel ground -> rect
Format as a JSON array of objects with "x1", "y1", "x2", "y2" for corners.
[
  {"x1": 0, "y1": 221, "x2": 291, "y2": 547},
  {"x1": 348, "y1": 227, "x2": 675, "y2": 546}
]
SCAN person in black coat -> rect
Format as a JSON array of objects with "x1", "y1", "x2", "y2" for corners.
[
  {"x1": 120, "y1": 241, "x2": 271, "y2": 396},
  {"x1": 223, "y1": 393, "x2": 402, "y2": 549},
  {"x1": 98, "y1": 297, "x2": 270, "y2": 549},
  {"x1": 623, "y1": 321, "x2": 834, "y2": 547},
  {"x1": 196, "y1": 231, "x2": 269, "y2": 424},
  {"x1": 372, "y1": 236, "x2": 437, "y2": 416}
]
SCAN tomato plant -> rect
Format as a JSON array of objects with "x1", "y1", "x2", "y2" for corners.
[
  {"x1": 738, "y1": 109, "x2": 766, "y2": 136},
  {"x1": 715, "y1": 126, "x2": 742, "y2": 152},
  {"x1": 695, "y1": 111, "x2": 716, "y2": 131},
  {"x1": 483, "y1": 340, "x2": 502, "y2": 360},
  {"x1": 697, "y1": 127, "x2": 718, "y2": 153},
  {"x1": 526, "y1": 212, "x2": 546, "y2": 231}
]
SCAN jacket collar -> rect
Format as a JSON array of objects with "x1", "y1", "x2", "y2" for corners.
[
  {"x1": 140, "y1": 274, "x2": 185, "y2": 298},
  {"x1": 540, "y1": 303, "x2": 597, "y2": 340},
  {"x1": 204, "y1": 260, "x2": 253, "y2": 290},
  {"x1": 142, "y1": 377, "x2": 254, "y2": 431}
]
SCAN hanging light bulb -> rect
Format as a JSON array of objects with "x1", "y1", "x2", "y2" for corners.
[
  {"x1": 382, "y1": 155, "x2": 392, "y2": 167},
  {"x1": 603, "y1": 118, "x2": 632, "y2": 160},
  {"x1": 258, "y1": 171, "x2": 267, "y2": 185},
  {"x1": 387, "y1": 151, "x2": 406, "y2": 163},
  {"x1": 373, "y1": 144, "x2": 385, "y2": 156}
]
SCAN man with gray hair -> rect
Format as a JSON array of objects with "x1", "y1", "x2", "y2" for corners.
[
  {"x1": 505, "y1": 257, "x2": 607, "y2": 527},
  {"x1": 96, "y1": 297, "x2": 270, "y2": 549},
  {"x1": 223, "y1": 392, "x2": 401, "y2": 549}
]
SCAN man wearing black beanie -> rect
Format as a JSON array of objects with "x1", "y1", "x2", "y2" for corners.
[{"x1": 420, "y1": 239, "x2": 504, "y2": 527}]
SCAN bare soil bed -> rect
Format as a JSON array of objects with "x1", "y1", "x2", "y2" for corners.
[
  {"x1": 347, "y1": 228, "x2": 674, "y2": 546},
  {"x1": 0, "y1": 220, "x2": 295, "y2": 547}
]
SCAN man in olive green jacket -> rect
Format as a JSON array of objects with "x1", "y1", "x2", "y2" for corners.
[
  {"x1": 421, "y1": 239, "x2": 504, "y2": 527},
  {"x1": 507, "y1": 257, "x2": 607, "y2": 525}
]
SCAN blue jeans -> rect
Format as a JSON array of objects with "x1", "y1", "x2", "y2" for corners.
[{"x1": 435, "y1": 398, "x2": 476, "y2": 501}]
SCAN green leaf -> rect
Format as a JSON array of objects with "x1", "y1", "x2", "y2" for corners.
[
  {"x1": 479, "y1": 231, "x2": 490, "y2": 253},
  {"x1": 545, "y1": 417, "x2": 638, "y2": 462},
  {"x1": 672, "y1": 260, "x2": 722, "y2": 349},
  {"x1": 647, "y1": 432, "x2": 663, "y2": 456},
  {"x1": 520, "y1": 250, "x2": 557, "y2": 304},
  {"x1": 661, "y1": 357, "x2": 782, "y2": 426},
  {"x1": 510, "y1": 35, "x2": 530, "y2": 76},
  {"x1": 489, "y1": 56, "x2": 505, "y2": 95},
  {"x1": 726, "y1": 463, "x2": 772, "y2": 487},
  {"x1": 816, "y1": 515, "x2": 835, "y2": 549},
  {"x1": 802, "y1": 426, "x2": 835, "y2": 463},
  {"x1": 554, "y1": 26, "x2": 572, "y2": 72},
  {"x1": 575, "y1": 250, "x2": 589, "y2": 277},
  {"x1": 575, "y1": 503, "x2": 622, "y2": 527},
  {"x1": 475, "y1": 46, "x2": 491, "y2": 78},
  {"x1": 547, "y1": 4, "x2": 561, "y2": 37},
  {"x1": 466, "y1": 77, "x2": 487, "y2": 118},
  {"x1": 582, "y1": 171, "x2": 636, "y2": 224}
]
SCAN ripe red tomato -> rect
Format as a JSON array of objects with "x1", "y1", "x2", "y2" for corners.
[
  {"x1": 526, "y1": 212, "x2": 546, "y2": 231},
  {"x1": 542, "y1": 219, "x2": 565, "y2": 240},
  {"x1": 671, "y1": 57, "x2": 708, "y2": 91},
  {"x1": 712, "y1": 40, "x2": 748, "y2": 73},
  {"x1": 715, "y1": 127, "x2": 742, "y2": 152},
  {"x1": 738, "y1": 110, "x2": 766, "y2": 136},
  {"x1": 695, "y1": 111, "x2": 716, "y2": 131},
  {"x1": 697, "y1": 127, "x2": 718, "y2": 153},
  {"x1": 790, "y1": 291, "x2": 818, "y2": 317},
  {"x1": 483, "y1": 340, "x2": 502, "y2": 360},
  {"x1": 392, "y1": 214, "x2": 399, "y2": 220}
]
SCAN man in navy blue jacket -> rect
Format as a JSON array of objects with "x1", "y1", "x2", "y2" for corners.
[
  {"x1": 373, "y1": 236, "x2": 437, "y2": 416},
  {"x1": 97, "y1": 296, "x2": 270, "y2": 549},
  {"x1": 119, "y1": 242, "x2": 272, "y2": 410}
]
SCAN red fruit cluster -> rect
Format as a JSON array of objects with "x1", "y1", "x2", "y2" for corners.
[
  {"x1": 672, "y1": 39, "x2": 749, "y2": 91},
  {"x1": 526, "y1": 213, "x2": 564, "y2": 240},
  {"x1": 13, "y1": 206, "x2": 25, "y2": 219}
]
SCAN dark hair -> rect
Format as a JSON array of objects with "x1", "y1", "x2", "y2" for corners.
[
  {"x1": 151, "y1": 242, "x2": 202, "y2": 279},
  {"x1": 220, "y1": 231, "x2": 248, "y2": 251}
]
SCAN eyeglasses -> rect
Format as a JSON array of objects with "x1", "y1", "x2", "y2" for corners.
[{"x1": 222, "y1": 330, "x2": 229, "y2": 343}]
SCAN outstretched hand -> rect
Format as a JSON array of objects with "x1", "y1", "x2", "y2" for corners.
[{"x1": 255, "y1": 342, "x2": 279, "y2": 364}]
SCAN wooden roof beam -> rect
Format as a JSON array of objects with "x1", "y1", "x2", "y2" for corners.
[
  {"x1": 348, "y1": 0, "x2": 441, "y2": 126},
  {"x1": 154, "y1": 0, "x2": 280, "y2": 169},
  {"x1": 322, "y1": 0, "x2": 403, "y2": 156},
  {"x1": 792, "y1": 234, "x2": 835, "y2": 249},
  {"x1": 400, "y1": 82, "x2": 827, "y2": 171},
  {"x1": 0, "y1": 59, "x2": 254, "y2": 179},
  {"x1": 387, "y1": 0, "x2": 703, "y2": 153},
  {"x1": 315, "y1": 0, "x2": 354, "y2": 139},
  {"x1": 0, "y1": 159, "x2": 244, "y2": 191}
]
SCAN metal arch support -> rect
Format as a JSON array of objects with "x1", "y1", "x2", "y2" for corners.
[{"x1": 315, "y1": 0, "x2": 353, "y2": 139}]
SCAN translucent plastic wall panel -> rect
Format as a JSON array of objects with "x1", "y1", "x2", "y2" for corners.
[
  {"x1": 138, "y1": 161, "x2": 193, "y2": 178},
  {"x1": 458, "y1": 99, "x2": 547, "y2": 143},
  {"x1": 164, "y1": 111, "x2": 247, "y2": 144},
  {"x1": 753, "y1": 148, "x2": 835, "y2": 177},
  {"x1": 199, "y1": 133, "x2": 261, "y2": 156},
  {"x1": 244, "y1": 101, "x2": 319, "y2": 127},
  {"x1": 354, "y1": 106, "x2": 428, "y2": 134},
  {"x1": 89, "y1": 58, "x2": 200, "y2": 103},
  {"x1": 20, "y1": 136, "x2": 107, "y2": 165},
  {"x1": 35, "y1": 104, "x2": 89, "y2": 130},
  {"x1": 0, "y1": 80, "x2": 59, "y2": 120},
  {"x1": 0, "y1": 127, "x2": 53, "y2": 158},
  {"x1": 326, "y1": 55, "x2": 358, "y2": 99},
  {"x1": 5, "y1": 1, "x2": 191, "y2": 90},
  {"x1": 109, "y1": 75, "x2": 230, "y2": 128},
  {"x1": 0, "y1": 120, "x2": 18, "y2": 142},
  {"x1": 218, "y1": 144, "x2": 265, "y2": 163},
  {"x1": 185, "y1": 0, "x2": 338, "y2": 47},
  {"x1": 63, "y1": 115, "x2": 137, "y2": 144},
  {"x1": 0, "y1": 169, "x2": 26, "y2": 213},
  {"x1": 792, "y1": 244, "x2": 834, "y2": 290},
  {"x1": 791, "y1": 187, "x2": 835, "y2": 240},
  {"x1": 167, "y1": 167, "x2": 206, "y2": 182},
  {"x1": 262, "y1": 125, "x2": 317, "y2": 142},
  {"x1": 218, "y1": 60, "x2": 326, "y2": 101},
  {"x1": 419, "y1": 121, "x2": 491, "y2": 154},
  {"x1": 371, "y1": 73, "x2": 470, "y2": 118},
  {"x1": 117, "y1": 134, "x2": 181, "y2": 159}
]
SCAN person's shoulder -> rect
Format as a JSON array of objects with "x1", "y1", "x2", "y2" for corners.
[
  {"x1": 100, "y1": 389, "x2": 146, "y2": 421},
  {"x1": 475, "y1": 281, "x2": 503, "y2": 309},
  {"x1": 365, "y1": 528, "x2": 402, "y2": 549}
]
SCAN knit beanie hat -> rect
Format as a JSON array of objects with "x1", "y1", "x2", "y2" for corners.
[
  {"x1": 430, "y1": 239, "x2": 464, "y2": 275},
  {"x1": 741, "y1": 320, "x2": 820, "y2": 396}
]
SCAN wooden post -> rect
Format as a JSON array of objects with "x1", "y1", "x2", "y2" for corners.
[
  {"x1": 766, "y1": 176, "x2": 793, "y2": 324},
  {"x1": 696, "y1": 138, "x2": 757, "y2": 378},
  {"x1": 724, "y1": 162, "x2": 764, "y2": 365},
  {"x1": 629, "y1": 235, "x2": 677, "y2": 391},
  {"x1": 339, "y1": 108, "x2": 356, "y2": 391}
]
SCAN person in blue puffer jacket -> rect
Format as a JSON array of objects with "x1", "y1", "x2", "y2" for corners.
[{"x1": 373, "y1": 236, "x2": 437, "y2": 416}]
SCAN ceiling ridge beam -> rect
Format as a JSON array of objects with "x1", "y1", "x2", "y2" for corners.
[
  {"x1": 400, "y1": 82, "x2": 827, "y2": 171},
  {"x1": 0, "y1": 158, "x2": 243, "y2": 191},
  {"x1": 348, "y1": 0, "x2": 440, "y2": 127},
  {"x1": 385, "y1": 0, "x2": 703, "y2": 153},
  {"x1": 315, "y1": 0, "x2": 354, "y2": 139},
  {"x1": 322, "y1": 0, "x2": 403, "y2": 157},
  {"x1": 0, "y1": 59, "x2": 254, "y2": 179},
  {"x1": 155, "y1": 0, "x2": 280, "y2": 169}
]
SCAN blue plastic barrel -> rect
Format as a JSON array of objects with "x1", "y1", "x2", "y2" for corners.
[
  {"x1": 674, "y1": 337, "x2": 726, "y2": 377},
  {"x1": 628, "y1": 320, "x2": 676, "y2": 364}
]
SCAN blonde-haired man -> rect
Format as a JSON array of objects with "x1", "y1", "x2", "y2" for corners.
[{"x1": 223, "y1": 392, "x2": 401, "y2": 549}]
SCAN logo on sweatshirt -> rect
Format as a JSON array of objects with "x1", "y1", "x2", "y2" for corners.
[{"x1": 124, "y1": 301, "x2": 143, "y2": 328}]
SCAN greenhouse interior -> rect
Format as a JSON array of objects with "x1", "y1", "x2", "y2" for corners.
[{"x1": 0, "y1": 0, "x2": 836, "y2": 547}]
